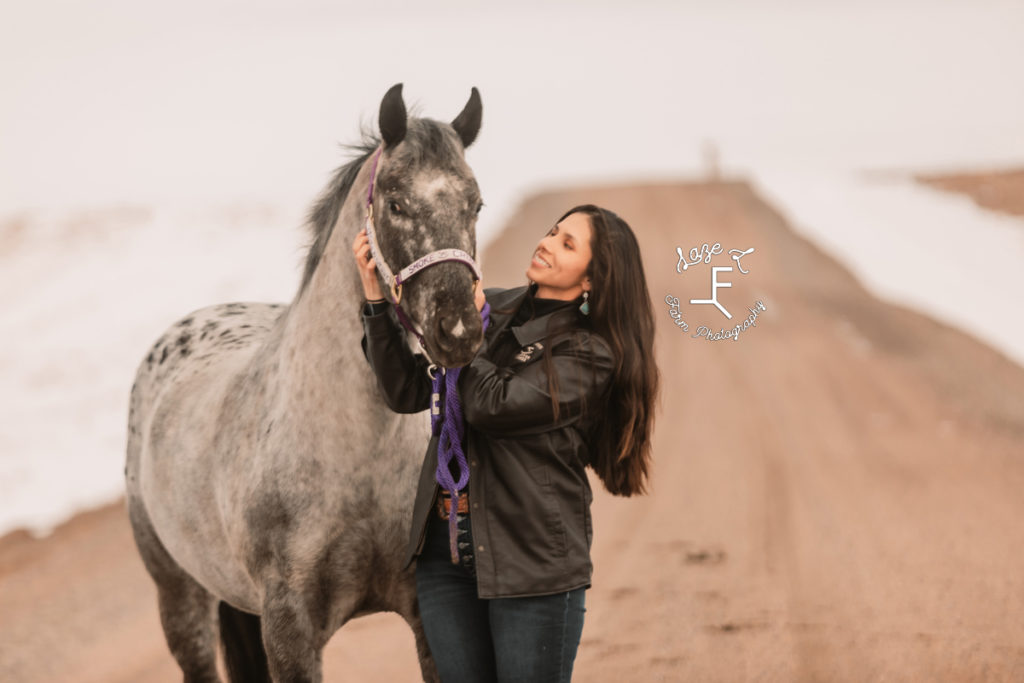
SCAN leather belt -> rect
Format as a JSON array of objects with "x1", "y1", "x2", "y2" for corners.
[{"x1": 436, "y1": 491, "x2": 470, "y2": 520}]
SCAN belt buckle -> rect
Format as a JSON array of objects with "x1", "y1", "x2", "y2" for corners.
[{"x1": 437, "y1": 491, "x2": 468, "y2": 520}]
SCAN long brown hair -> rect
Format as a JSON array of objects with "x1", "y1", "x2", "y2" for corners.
[
  {"x1": 510, "y1": 205, "x2": 659, "y2": 496},
  {"x1": 572, "y1": 205, "x2": 658, "y2": 496}
]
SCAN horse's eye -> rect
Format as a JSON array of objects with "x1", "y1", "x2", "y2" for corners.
[
  {"x1": 475, "y1": 202, "x2": 484, "y2": 216},
  {"x1": 389, "y1": 200, "x2": 402, "y2": 215}
]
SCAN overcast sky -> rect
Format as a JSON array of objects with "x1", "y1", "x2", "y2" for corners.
[{"x1": 2, "y1": 0, "x2": 1022, "y2": 236}]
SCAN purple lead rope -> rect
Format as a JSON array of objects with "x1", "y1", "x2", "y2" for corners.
[{"x1": 432, "y1": 301, "x2": 491, "y2": 564}]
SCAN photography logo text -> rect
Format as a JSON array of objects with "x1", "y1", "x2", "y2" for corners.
[{"x1": 664, "y1": 241, "x2": 766, "y2": 342}]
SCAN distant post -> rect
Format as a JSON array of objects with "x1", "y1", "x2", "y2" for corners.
[{"x1": 702, "y1": 139, "x2": 720, "y2": 181}]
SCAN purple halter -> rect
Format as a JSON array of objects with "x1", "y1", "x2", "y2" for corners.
[{"x1": 363, "y1": 147, "x2": 483, "y2": 364}]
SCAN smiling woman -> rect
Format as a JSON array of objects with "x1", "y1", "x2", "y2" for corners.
[
  {"x1": 527, "y1": 211, "x2": 594, "y2": 301},
  {"x1": 356, "y1": 202, "x2": 660, "y2": 683}
]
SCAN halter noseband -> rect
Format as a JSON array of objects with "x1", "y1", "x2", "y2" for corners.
[{"x1": 363, "y1": 146, "x2": 483, "y2": 364}]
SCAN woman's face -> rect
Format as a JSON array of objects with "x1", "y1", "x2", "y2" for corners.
[{"x1": 525, "y1": 211, "x2": 593, "y2": 300}]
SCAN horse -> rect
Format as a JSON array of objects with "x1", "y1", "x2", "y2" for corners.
[{"x1": 124, "y1": 83, "x2": 486, "y2": 683}]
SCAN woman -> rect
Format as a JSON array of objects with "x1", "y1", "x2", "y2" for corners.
[{"x1": 353, "y1": 204, "x2": 659, "y2": 683}]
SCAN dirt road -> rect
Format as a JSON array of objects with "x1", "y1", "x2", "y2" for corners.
[{"x1": 3, "y1": 179, "x2": 1023, "y2": 681}]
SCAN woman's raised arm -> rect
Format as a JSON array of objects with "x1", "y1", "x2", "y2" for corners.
[
  {"x1": 458, "y1": 332, "x2": 614, "y2": 436},
  {"x1": 354, "y1": 227, "x2": 433, "y2": 413}
]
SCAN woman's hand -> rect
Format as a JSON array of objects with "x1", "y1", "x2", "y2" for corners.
[
  {"x1": 475, "y1": 277, "x2": 485, "y2": 312},
  {"x1": 352, "y1": 228, "x2": 386, "y2": 301}
]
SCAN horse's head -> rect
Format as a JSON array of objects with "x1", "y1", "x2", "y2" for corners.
[{"x1": 368, "y1": 83, "x2": 485, "y2": 368}]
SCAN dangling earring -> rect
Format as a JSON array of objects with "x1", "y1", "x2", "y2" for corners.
[{"x1": 579, "y1": 291, "x2": 590, "y2": 316}]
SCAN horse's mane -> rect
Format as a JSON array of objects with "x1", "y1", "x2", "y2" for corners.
[
  {"x1": 298, "y1": 117, "x2": 459, "y2": 295},
  {"x1": 299, "y1": 128, "x2": 381, "y2": 294}
]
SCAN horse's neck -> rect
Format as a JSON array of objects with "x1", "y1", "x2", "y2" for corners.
[{"x1": 276, "y1": 161, "x2": 381, "y2": 420}]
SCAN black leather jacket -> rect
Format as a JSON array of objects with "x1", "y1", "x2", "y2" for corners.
[{"x1": 360, "y1": 284, "x2": 615, "y2": 598}]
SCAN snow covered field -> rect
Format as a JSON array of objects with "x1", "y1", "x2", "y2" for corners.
[{"x1": 1, "y1": 0, "x2": 1022, "y2": 536}]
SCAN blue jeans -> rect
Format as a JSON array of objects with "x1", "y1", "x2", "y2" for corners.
[{"x1": 415, "y1": 512, "x2": 587, "y2": 683}]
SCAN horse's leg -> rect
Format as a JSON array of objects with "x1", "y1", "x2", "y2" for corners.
[
  {"x1": 260, "y1": 579, "x2": 329, "y2": 683},
  {"x1": 390, "y1": 568, "x2": 440, "y2": 683},
  {"x1": 127, "y1": 497, "x2": 221, "y2": 683},
  {"x1": 400, "y1": 607, "x2": 441, "y2": 683},
  {"x1": 218, "y1": 601, "x2": 271, "y2": 683}
]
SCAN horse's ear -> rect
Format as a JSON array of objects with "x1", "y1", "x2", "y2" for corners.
[
  {"x1": 451, "y1": 87, "x2": 482, "y2": 148},
  {"x1": 379, "y1": 83, "x2": 407, "y2": 148}
]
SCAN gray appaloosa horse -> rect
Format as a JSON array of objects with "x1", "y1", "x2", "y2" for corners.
[{"x1": 125, "y1": 83, "x2": 485, "y2": 682}]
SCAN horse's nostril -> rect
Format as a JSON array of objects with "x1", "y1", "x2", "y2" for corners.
[
  {"x1": 436, "y1": 314, "x2": 480, "y2": 353},
  {"x1": 437, "y1": 315, "x2": 461, "y2": 344}
]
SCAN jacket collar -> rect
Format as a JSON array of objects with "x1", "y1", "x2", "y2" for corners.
[{"x1": 485, "y1": 283, "x2": 581, "y2": 346}]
